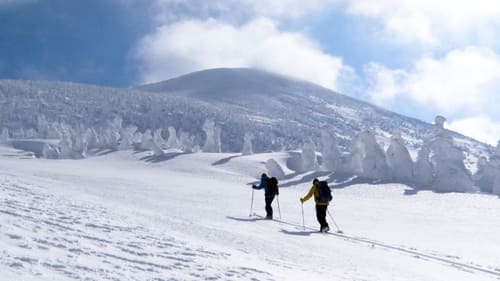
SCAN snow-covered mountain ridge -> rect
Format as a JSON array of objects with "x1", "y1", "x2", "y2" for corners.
[
  {"x1": 0, "y1": 68, "x2": 491, "y2": 161},
  {"x1": 137, "y1": 68, "x2": 447, "y2": 149}
]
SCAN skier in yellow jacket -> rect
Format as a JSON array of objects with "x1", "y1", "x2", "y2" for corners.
[{"x1": 300, "y1": 178, "x2": 330, "y2": 232}]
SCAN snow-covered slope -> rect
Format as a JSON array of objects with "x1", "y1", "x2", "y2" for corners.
[{"x1": 1, "y1": 146, "x2": 499, "y2": 280}]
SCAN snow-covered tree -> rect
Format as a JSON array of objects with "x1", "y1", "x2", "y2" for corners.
[
  {"x1": 428, "y1": 116, "x2": 473, "y2": 192},
  {"x1": 58, "y1": 132, "x2": 73, "y2": 159},
  {"x1": 37, "y1": 114, "x2": 49, "y2": 138},
  {"x1": 151, "y1": 140, "x2": 165, "y2": 157},
  {"x1": 493, "y1": 173, "x2": 500, "y2": 196},
  {"x1": 179, "y1": 131, "x2": 195, "y2": 153},
  {"x1": 494, "y1": 141, "x2": 500, "y2": 159},
  {"x1": 118, "y1": 126, "x2": 137, "y2": 150},
  {"x1": 85, "y1": 128, "x2": 99, "y2": 149},
  {"x1": 490, "y1": 142, "x2": 500, "y2": 196},
  {"x1": 474, "y1": 141, "x2": 500, "y2": 193},
  {"x1": 25, "y1": 128, "x2": 37, "y2": 138},
  {"x1": 136, "y1": 129, "x2": 164, "y2": 156},
  {"x1": 110, "y1": 116, "x2": 122, "y2": 129},
  {"x1": 132, "y1": 131, "x2": 143, "y2": 147},
  {"x1": 241, "y1": 132, "x2": 254, "y2": 155},
  {"x1": 12, "y1": 128, "x2": 25, "y2": 139},
  {"x1": 301, "y1": 137, "x2": 319, "y2": 172},
  {"x1": 71, "y1": 126, "x2": 87, "y2": 158},
  {"x1": 106, "y1": 117, "x2": 122, "y2": 150},
  {"x1": 349, "y1": 131, "x2": 389, "y2": 180},
  {"x1": 140, "y1": 129, "x2": 154, "y2": 150},
  {"x1": 153, "y1": 128, "x2": 165, "y2": 149},
  {"x1": 348, "y1": 140, "x2": 364, "y2": 176},
  {"x1": 202, "y1": 119, "x2": 221, "y2": 153},
  {"x1": 320, "y1": 128, "x2": 340, "y2": 172},
  {"x1": 192, "y1": 143, "x2": 201, "y2": 153},
  {"x1": 214, "y1": 126, "x2": 222, "y2": 153},
  {"x1": 335, "y1": 152, "x2": 355, "y2": 174},
  {"x1": 0, "y1": 128, "x2": 9, "y2": 142},
  {"x1": 166, "y1": 126, "x2": 180, "y2": 149},
  {"x1": 42, "y1": 143, "x2": 60, "y2": 159},
  {"x1": 386, "y1": 129, "x2": 413, "y2": 182},
  {"x1": 47, "y1": 121, "x2": 62, "y2": 139},
  {"x1": 97, "y1": 128, "x2": 111, "y2": 149},
  {"x1": 413, "y1": 144, "x2": 434, "y2": 187}
]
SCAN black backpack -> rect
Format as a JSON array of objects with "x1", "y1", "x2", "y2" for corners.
[
  {"x1": 268, "y1": 177, "x2": 279, "y2": 195},
  {"x1": 317, "y1": 181, "x2": 332, "y2": 203}
]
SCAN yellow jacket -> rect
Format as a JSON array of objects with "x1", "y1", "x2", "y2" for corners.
[{"x1": 301, "y1": 184, "x2": 329, "y2": 206}]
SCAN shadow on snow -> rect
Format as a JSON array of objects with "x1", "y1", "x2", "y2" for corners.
[
  {"x1": 212, "y1": 155, "x2": 241, "y2": 166},
  {"x1": 280, "y1": 229, "x2": 317, "y2": 236},
  {"x1": 140, "y1": 152, "x2": 189, "y2": 163},
  {"x1": 226, "y1": 216, "x2": 266, "y2": 223}
]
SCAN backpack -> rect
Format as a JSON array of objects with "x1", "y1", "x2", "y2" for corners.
[
  {"x1": 268, "y1": 177, "x2": 279, "y2": 195},
  {"x1": 317, "y1": 181, "x2": 332, "y2": 203}
]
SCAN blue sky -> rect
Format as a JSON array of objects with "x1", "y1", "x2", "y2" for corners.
[{"x1": 2, "y1": 0, "x2": 500, "y2": 145}]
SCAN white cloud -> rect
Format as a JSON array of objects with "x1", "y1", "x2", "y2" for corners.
[
  {"x1": 134, "y1": 17, "x2": 347, "y2": 90},
  {"x1": 407, "y1": 48, "x2": 500, "y2": 113},
  {"x1": 364, "y1": 62, "x2": 408, "y2": 103},
  {"x1": 365, "y1": 47, "x2": 500, "y2": 143},
  {"x1": 448, "y1": 116, "x2": 500, "y2": 146},
  {"x1": 237, "y1": 0, "x2": 336, "y2": 19},
  {"x1": 344, "y1": 0, "x2": 500, "y2": 47},
  {"x1": 366, "y1": 47, "x2": 500, "y2": 115}
]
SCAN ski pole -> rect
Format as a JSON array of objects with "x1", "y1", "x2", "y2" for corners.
[
  {"x1": 327, "y1": 209, "x2": 343, "y2": 234},
  {"x1": 249, "y1": 187, "x2": 255, "y2": 217},
  {"x1": 301, "y1": 202, "x2": 305, "y2": 230},
  {"x1": 276, "y1": 195, "x2": 281, "y2": 219}
]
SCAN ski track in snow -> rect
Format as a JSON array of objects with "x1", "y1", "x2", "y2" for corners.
[
  {"x1": 1, "y1": 148, "x2": 500, "y2": 281},
  {"x1": 0, "y1": 176, "x2": 273, "y2": 281},
  {"x1": 251, "y1": 213, "x2": 500, "y2": 279}
]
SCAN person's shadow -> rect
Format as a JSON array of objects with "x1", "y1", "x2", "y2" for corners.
[
  {"x1": 226, "y1": 216, "x2": 264, "y2": 222},
  {"x1": 280, "y1": 229, "x2": 316, "y2": 236}
]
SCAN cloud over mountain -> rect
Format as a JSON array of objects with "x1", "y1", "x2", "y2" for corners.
[{"x1": 134, "y1": 18, "x2": 348, "y2": 90}]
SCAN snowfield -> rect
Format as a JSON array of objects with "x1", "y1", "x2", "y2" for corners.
[{"x1": 1, "y1": 145, "x2": 499, "y2": 281}]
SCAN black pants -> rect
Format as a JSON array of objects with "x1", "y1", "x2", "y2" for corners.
[
  {"x1": 265, "y1": 195, "x2": 275, "y2": 218},
  {"x1": 315, "y1": 204, "x2": 329, "y2": 230}
]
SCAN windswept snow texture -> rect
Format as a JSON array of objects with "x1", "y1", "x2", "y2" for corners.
[{"x1": 1, "y1": 146, "x2": 499, "y2": 280}]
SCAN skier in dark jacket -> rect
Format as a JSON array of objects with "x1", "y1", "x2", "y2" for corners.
[
  {"x1": 300, "y1": 178, "x2": 330, "y2": 232},
  {"x1": 252, "y1": 173, "x2": 277, "y2": 219}
]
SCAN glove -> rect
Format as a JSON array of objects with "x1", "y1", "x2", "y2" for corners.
[
  {"x1": 252, "y1": 185, "x2": 257, "y2": 189},
  {"x1": 300, "y1": 198, "x2": 305, "y2": 203}
]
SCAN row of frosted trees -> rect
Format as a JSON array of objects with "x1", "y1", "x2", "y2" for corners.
[
  {"x1": 297, "y1": 116, "x2": 499, "y2": 195},
  {"x1": 0, "y1": 116, "x2": 223, "y2": 159},
  {"x1": 1, "y1": 114, "x2": 499, "y2": 195}
]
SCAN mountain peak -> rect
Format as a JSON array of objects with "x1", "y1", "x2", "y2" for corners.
[{"x1": 135, "y1": 68, "x2": 327, "y2": 98}]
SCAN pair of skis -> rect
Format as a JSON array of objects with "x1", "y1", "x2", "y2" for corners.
[{"x1": 251, "y1": 212, "x2": 344, "y2": 234}]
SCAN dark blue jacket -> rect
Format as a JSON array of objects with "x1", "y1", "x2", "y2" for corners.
[{"x1": 253, "y1": 174, "x2": 272, "y2": 196}]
